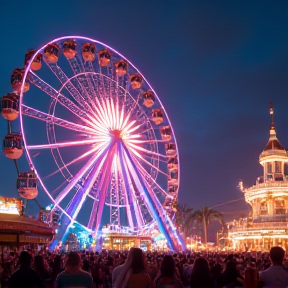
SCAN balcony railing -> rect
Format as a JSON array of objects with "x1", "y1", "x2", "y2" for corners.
[
  {"x1": 229, "y1": 221, "x2": 288, "y2": 232},
  {"x1": 245, "y1": 181, "x2": 288, "y2": 192}
]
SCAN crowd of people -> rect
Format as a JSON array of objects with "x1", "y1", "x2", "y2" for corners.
[{"x1": 0, "y1": 246, "x2": 288, "y2": 288}]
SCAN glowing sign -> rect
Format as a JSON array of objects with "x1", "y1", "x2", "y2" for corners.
[{"x1": 0, "y1": 197, "x2": 22, "y2": 215}]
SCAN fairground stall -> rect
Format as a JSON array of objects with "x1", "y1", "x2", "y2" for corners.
[{"x1": 0, "y1": 197, "x2": 54, "y2": 248}]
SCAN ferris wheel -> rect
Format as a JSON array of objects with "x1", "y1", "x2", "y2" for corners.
[{"x1": 1, "y1": 36, "x2": 184, "y2": 251}]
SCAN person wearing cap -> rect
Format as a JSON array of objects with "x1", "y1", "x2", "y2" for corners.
[
  {"x1": 55, "y1": 251, "x2": 93, "y2": 288},
  {"x1": 8, "y1": 250, "x2": 44, "y2": 288}
]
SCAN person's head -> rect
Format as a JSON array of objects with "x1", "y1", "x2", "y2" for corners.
[
  {"x1": 19, "y1": 251, "x2": 32, "y2": 267},
  {"x1": 270, "y1": 246, "x2": 285, "y2": 265},
  {"x1": 190, "y1": 257, "x2": 213, "y2": 288},
  {"x1": 82, "y1": 259, "x2": 90, "y2": 271},
  {"x1": 65, "y1": 252, "x2": 81, "y2": 268},
  {"x1": 191, "y1": 257, "x2": 210, "y2": 275},
  {"x1": 34, "y1": 255, "x2": 45, "y2": 270},
  {"x1": 53, "y1": 254, "x2": 62, "y2": 267},
  {"x1": 223, "y1": 261, "x2": 238, "y2": 281},
  {"x1": 160, "y1": 255, "x2": 175, "y2": 277},
  {"x1": 130, "y1": 248, "x2": 146, "y2": 274},
  {"x1": 210, "y1": 263, "x2": 222, "y2": 279}
]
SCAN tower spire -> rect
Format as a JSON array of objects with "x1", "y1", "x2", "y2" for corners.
[{"x1": 269, "y1": 101, "x2": 276, "y2": 137}]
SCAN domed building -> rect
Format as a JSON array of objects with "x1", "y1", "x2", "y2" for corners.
[{"x1": 228, "y1": 103, "x2": 288, "y2": 251}]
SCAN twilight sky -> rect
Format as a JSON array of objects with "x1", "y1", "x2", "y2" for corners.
[{"x1": 0, "y1": 1, "x2": 287, "y2": 230}]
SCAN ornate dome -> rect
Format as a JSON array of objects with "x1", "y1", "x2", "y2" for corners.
[{"x1": 260, "y1": 102, "x2": 288, "y2": 160}]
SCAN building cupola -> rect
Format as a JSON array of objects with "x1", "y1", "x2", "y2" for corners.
[{"x1": 259, "y1": 102, "x2": 288, "y2": 182}]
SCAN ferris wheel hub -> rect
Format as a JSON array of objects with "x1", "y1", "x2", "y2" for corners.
[{"x1": 110, "y1": 129, "x2": 122, "y2": 140}]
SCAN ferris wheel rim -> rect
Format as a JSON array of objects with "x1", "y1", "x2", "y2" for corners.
[{"x1": 19, "y1": 35, "x2": 181, "y2": 237}]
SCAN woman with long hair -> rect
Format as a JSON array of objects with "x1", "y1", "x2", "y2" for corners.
[
  {"x1": 113, "y1": 248, "x2": 151, "y2": 288},
  {"x1": 154, "y1": 255, "x2": 182, "y2": 288},
  {"x1": 190, "y1": 257, "x2": 215, "y2": 288},
  {"x1": 125, "y1": 248, "x2": 151, "y2": 288},
  {"x1": 220, "y1": 261, "x2": 244, "y2": 287},
  {"x1": 113, "y1": 248, "x2": 134, "y2": 288}
]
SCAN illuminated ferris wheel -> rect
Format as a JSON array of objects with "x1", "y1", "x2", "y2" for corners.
[{"x1": 1, "y1": 36, "x2": 183, "y2": 251}]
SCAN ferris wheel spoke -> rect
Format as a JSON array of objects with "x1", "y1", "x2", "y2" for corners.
[
  {"x1": 129, "y1": 152, "x2": 175, "y2": 212},
  {"x1": 65, "y1": 186, "x2": 84, "y2": 218},
  {"x1": 122, "y1": 149, "x2": 159, "y2": 223},
  {"x1": 50, "y1": 178, "x2": 70, "y2": 196},
  {"x1": 84, "y1": 62, "x2": 101, "y2": 98},
  {"x1": 26, "y1": 139, "x2": 103, "y2": 150},
  {"x1": 44, "y1": 142, "x2": 107, "y2": 183},
  {"x1": 91, "y1": 98, "x2": 113, "y2": 129},
  {"x1": 126, "y1": 96, "x2": 143, "y2": 117},
  {"x1": 54, "y1": 143, "x2": 111, "y2": 207},
  {"x1": 126, "y1": 141, "x2": 168, "y2": 159},
  {"x1": 99, "y1": 72, "x2": 109, "y2": 100},
  {"x1": 46, "y1": 63, "x2": 97, "y2": 116},
  {"x1": 130, "y1": 148, "x2": 164, "y2": 161},
  {"x1": 29, "y1": 71, "x2": 95, "y2": 128},
  {"x1": 21, "y1": 104, "x2": 97, "y2": 135},
  {"x1": 123, "y1": 146, "x2": 168, "y2": 202},
  {"x1": 67, "y1": 58, "x2": 99, "y2": 108},
  {"x1": 131, "y1": 152, "x2": 170, "y2": 198},
  {"x1": 123, "y1": 155, "x2": 155, "y2": 226},
  {"x1": 128, "y1": 138, "x2": 171, "y2": 144},
  {"x1": 68, "y1": 158, "x2": 106, "y2": 222},
  {"x1": 125, "y1": 144, "x2": 169, "y2": 179}
]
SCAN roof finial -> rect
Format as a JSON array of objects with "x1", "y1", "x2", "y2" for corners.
[{"x1": 269, "y1": 101, "x2": 276, "y2": 136}]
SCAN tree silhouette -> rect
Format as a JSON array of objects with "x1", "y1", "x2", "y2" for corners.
[
  {"x1": 174, "y1": 203, "x2": 195, "y2": 245},
  {"x1": 191, "y1": 207, "x2": 224, "y2": 244}
]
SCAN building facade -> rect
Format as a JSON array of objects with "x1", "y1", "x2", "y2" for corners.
[
  {"x1": 228, "y1": 103, "x2": 288, "y2": 251},
  {"x1": 0, "y1": 197, "x2": 54, "y2": 247}
]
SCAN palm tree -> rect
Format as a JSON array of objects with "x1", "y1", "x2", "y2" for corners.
[
  {"x1": 191, "y1": 207, "x2": 224, "y2": 244},
  {"x1": 174, "y1": 203, "x2": 195, "y2": 245}
]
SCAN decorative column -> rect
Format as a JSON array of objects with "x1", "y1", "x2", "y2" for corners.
[
  {"x1": 267, "y1": 195, "x2": 273, "y2": 215},
  {"x1": 255, "y1": 198, "x2": 260, "y2": 218},
  {"x1": 252, "y1": 200, "x2": 256, "y2": 218}
]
